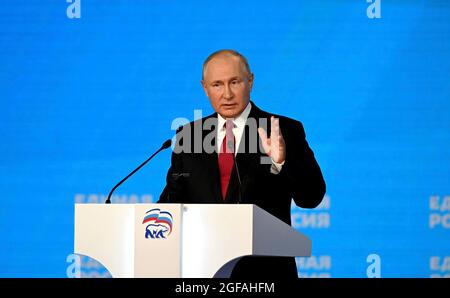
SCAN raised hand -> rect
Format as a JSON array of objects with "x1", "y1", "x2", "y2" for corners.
[{"x1": 257, "y1": 116, "x2": 286, "y2": 164}]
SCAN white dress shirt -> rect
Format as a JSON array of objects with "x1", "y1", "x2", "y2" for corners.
[{"x1": 217, "y1": 102, "x2": 284, "y2": 174}]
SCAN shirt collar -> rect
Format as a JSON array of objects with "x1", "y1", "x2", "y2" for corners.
[{"x1": 217, "y1": 101, "x2": 252, "y2": 130}]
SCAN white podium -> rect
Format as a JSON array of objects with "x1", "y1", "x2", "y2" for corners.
[{"x1": 74, "y1": 203, "x2": 311, "y2": 278}]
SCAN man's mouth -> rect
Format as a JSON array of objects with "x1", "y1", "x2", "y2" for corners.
[{"x1": 222, "y1": 103, "x2": 237, "y2": 109}]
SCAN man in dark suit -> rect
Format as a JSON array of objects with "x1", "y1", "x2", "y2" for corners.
[{"x1": 159, "y1": 49, "x2": 326, "y2": 278}]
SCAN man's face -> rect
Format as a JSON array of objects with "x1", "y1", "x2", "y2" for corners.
[{"x1": 201, "y1": 55, "x2": 254, "y2": 118}]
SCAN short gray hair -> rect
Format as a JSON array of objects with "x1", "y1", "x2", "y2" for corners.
[{"x1": 202, "y1": 49, "x2": 252, "y2": 80}]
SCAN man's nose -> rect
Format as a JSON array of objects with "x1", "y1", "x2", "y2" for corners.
[{"x1": 223, "y1": 84, "x2": 234, "y2": 100}]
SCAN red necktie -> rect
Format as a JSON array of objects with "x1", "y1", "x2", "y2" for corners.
[{"x1": 218, "y1": 120, "x2": 235, "y2": 200}]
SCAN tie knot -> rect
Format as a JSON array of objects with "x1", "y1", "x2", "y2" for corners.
[
  {"x1": 224, "y1": 119, "x2": 235, "y2": 132},
  {"x1": 222, "y1": 119, "x2": 235, "y2": 154}
]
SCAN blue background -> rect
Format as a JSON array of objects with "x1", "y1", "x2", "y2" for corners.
[{"x1": 1, "y1": 0, "x2": 449, "y2": 277}]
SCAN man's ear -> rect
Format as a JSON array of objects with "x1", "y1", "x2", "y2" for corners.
[
  {"x1": 201, "y1": 80, "x2": 209, "y2": 97},
  {"x1": 248, "y1": 73, "x2": 254, "y2": 91}
]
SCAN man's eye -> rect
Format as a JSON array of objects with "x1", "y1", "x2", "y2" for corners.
[{"x1": 232, "y1": 80, "x2": 239, "y2": 85}]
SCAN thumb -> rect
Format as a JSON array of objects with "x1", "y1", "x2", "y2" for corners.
[{"x1": 258, "y1": 127, "x2": 271, "y2": 154}]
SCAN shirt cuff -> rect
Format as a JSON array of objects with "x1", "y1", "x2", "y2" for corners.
[{"x1": 270, "y1": 159, "x2": 285, "y2": 175}]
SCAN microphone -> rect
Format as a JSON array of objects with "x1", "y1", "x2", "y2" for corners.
[
  {"x1": 228, "y1": 138, "x2": 243, "y2": 204},
  {"x1": 233, "y1": 154, "x2": 243, "y2": 204},
  {"x1": 105, "y1": 139, "x2": 172, "y2": 204}
]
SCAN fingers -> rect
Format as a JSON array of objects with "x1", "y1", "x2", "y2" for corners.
[
  {"x1": 271, "y1": 116, "x2": 283, "y2": 143},
  {"x1": 259, "y1": 117, "x2": 284, "y2": 158},
  {"x1": 270, "y1": 117, "x2": 277, "y2": 143},
  {"x1": 269, "y1": 116, "x2": 286, "y2": 163}
]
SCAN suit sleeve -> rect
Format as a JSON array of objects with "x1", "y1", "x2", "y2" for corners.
[{"x1": 279, "y1": 120, "x2": 326, "y2": 208}]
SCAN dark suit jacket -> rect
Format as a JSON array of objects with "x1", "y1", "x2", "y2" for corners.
[{"x1": 158, "y1": 102, "x2": 326, "y2": 278}]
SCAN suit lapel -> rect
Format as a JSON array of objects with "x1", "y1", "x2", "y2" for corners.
[{"x1": 201, "y1": 115, "x2": 223, "y2": 203}]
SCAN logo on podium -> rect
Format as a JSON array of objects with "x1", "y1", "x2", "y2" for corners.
[{"x1": 142, "y1": 208, "x2": 173, "y2": 239}]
